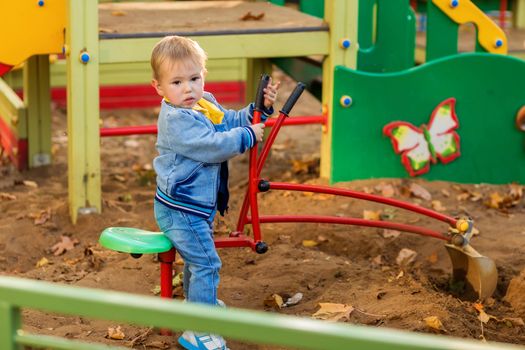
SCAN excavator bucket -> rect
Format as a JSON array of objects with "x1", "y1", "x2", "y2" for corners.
[{"x1": 445, "y1": 243, "x2": 498, "y2": 300}]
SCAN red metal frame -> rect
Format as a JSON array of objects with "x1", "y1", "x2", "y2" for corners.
[
  {"x1": 99, "y1": 115, "x2": 326, "y2": 137},
  {"x1": 230, "y1": 92, "x2": 457, "y2": 251}
]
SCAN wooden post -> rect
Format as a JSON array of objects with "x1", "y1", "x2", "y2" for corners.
[
  {"x1": 66, "y1": 0, "x2": 101, "y2": 223},
  {"x1": 24, "y1": 55, "x2": 52, "y2": 167},
  {"x1": 320, "y1": 0, "x2": 358, "y2": 180}
]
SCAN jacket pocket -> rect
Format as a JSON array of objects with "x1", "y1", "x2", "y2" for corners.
[{"x1": 169, "y1": 163, "x2": 219, "y2": 207}]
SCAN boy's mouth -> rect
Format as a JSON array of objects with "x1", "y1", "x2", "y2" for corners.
[{"x1": 184, "y1": 97, "x2": 195, "y2": 105}]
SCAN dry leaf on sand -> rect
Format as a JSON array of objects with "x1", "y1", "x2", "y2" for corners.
[
  {"x1": 264, "y1": 294, "x2": 284, "y2": 309},
  {"x1": 51, "y1": 236, "x2": 79, "y2": 256},
  {"x1": 409, "y1": 183, "x2": 432, "y2": 201},
  {"x1": 107, "y1": 326, "x2": 125, "y2": 340},
  {"x1": 395, "y1": 248, "x2": 417, "y2": 266},
  {"x1": 424, "y1": 316, "x2": 447, "y2": 332},
  {"x1": 312, "y1": 303, "x2": 354, "y2": 321}
]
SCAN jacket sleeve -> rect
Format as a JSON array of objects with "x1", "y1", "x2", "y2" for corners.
[
  {"x1": 203, "y1": 92, "x2": 274, "y2": 129},
  {"x1": 165, "y1": 110, "x2": 256, "y2": 163}
]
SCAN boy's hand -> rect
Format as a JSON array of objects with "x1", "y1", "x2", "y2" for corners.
[
  {"x1": 263, "y1": 78, "x2": 280, "y2": 109},
  {"x1": 250, "y1": 123, "x2": 265, "y2": 143}
]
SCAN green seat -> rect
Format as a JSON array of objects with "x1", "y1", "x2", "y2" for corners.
[{"x1": 99, "y1": 227, "x2": 173, "y2": 254}]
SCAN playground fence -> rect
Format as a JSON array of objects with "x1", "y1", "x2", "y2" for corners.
[{"x1": 0, "y1": 276, "x2": 523, "y2": 350}]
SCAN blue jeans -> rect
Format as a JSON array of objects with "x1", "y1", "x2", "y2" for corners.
[{"x1": 154, "y1": 201, "x2": 221, "y2": 305}]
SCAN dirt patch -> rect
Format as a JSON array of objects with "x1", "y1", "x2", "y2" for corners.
[{"x1": 1, "y1": 71, "x2": 525, "y2": 349}]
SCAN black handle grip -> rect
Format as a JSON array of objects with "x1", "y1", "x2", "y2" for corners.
[
  {"x1": 254, "y1": 74, "x2": 271, "y2": 111},
  {"x1": 280, "y1": 82, "x2": 305, "y2": 115}
]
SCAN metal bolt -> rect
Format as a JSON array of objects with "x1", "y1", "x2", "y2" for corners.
[
  {"x1": 79, "y1": 51, "x2": 90, "y2": 64},
  {"x1": 38, "y1": 0, "x2": 44, "y2": 6},
  {"x1": 339, "y1": 38, "x2": 351, "y2": 49},
  {"x1": 495, "y1": 39, "x2": 503, "y2": 48},
  {"x1": 340, "y1": 95, "x2": 352, "y2": 108},
  {"x1": 450, "y1": 0, "x2": 459, "y2": 8}
]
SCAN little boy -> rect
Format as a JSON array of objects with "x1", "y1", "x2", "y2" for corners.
[{"x1": 150, "y1": 35, "x2": 279, "y2": 350}]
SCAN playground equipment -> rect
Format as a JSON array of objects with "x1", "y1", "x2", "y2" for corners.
[
  {"x1": 2, "y1": 0, "x2": 525, "y2": 217},
  {"x1": 100, "y1": 75, "x2": 498, "y2": 302},
  {"x1": 0, "y1": 0, "x2": 341, "y2": 223}
]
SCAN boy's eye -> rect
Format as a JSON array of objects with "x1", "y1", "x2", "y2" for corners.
[
  {"x1": 191, "y1": 76, "x2": 200, "y2": 82},
  {"x1": 172, "y1": 80, "x2": 181, "y2": 85}
]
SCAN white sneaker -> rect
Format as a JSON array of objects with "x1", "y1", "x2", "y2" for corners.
[{"x1": 178, "y1": 331, "x2": 229, "y2": 350}]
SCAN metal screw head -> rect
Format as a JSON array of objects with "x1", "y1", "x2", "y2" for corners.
[
  {"x1": 495, "y1": 39, "x2": 503, "y2": 48},
  {"x1": 339, "y1": 38, "x2": 351, "y2": 49},
  {"x1": 340, "y1": 95, "x2": 353, "y2": 108},
  {"x1": 79, "y1": 52, "x2": 90, "y2": 64},
  {"x1": 450, "y1": 0, "x2": 459, "y2": 7},
  {"x1": 38, "y1": 0, "x2": 44, "y2": 6}
]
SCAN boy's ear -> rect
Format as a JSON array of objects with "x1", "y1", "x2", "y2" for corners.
[{"x1": 151, "y1": 79, "x2": 163, "y2": 96}]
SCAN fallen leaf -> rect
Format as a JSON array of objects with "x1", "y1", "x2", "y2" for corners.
[
  {"x1": 33, "y1": 208, "x2": 52, "y2": 225},
  {"x1": 264, "y1": 294, "x2": 284, "y2": 309},
  {"x1": 36, "y1": 257, "x2": 49, "y2": 268},
  {"x1": 424, "y1": 316, "x2": 446, "y2": 332},
  {"x1": 0, "y1": 192, "x2": 16, "y2": 200},
  {"x1": 51, "y1": 236, "x2": 79, "y2": 256},
  {"x1": 382, "y1": 229, "x2": 401, "y2": 238},
  {"x1": 240, "y1": 11, "x2": 265, "y2": 21},
  {"x1": 111, "y1": 10, "x2": 126, "y2": 16},
  {"x1": 485, "y1": 192, "x2": 504, "y2": 209},
  {"x1": 509, "y1": 183, "x2": 523, "y2": 202},
  {"x1": 473, "y1": 303, "x2": 496, "y2": 324},
  {"x1": 363, "y1": 210, "x2": 381, "y2": 220},
  {"x1": 409, "y1": 183, "x2": 432, "y2": 201},
  {"x1": 23, "y1": 180, "x2": 38, "y2": 188},
  {"x1": 107, "y1": 326, "x2": 125, "y2": 340},
  {"x1": 312, "y1": 303, "x2": 354, "y2": 321},
  {"x1": 302, "y1": 240, "x2": 318, "y2": 248},
  {"x1": 441, "y1": 189, "x2": 450, "y2": 197},
  {"x1": 375, "y1": 182, "x2": 395, "y2": 197},
  {"x1": 395, "y1": 248, "x2": 417, "y2": 266},
  {"x1": 431, "y1": 200, "x2": 446, "y2": 212},
  {"x1": 456, "y1": 192, "x2": 470, "y2": 201},
  {"x1": 501, "y1": 317, "x2": 525, "y2": 327}
]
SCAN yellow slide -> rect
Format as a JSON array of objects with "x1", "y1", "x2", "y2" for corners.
[
  {"x1": 0, "y1": 0, "x2": 65, "y2": 75},
  {"x1": 432, "y1": 0, "x2": 507, "y2": 54}
]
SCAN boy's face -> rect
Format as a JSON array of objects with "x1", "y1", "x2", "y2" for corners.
[{"x1": 152, "y1": 58, "x2": 205, "y2": 108}]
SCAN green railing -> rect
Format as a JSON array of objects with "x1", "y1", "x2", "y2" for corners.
[{"x1": 0, "y1": 276, "x2": 523, "y2": 350}]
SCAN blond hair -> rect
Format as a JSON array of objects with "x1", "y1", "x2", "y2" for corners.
[{"x1": 150, "y1": 36, "x2": 207, "y2": 79}]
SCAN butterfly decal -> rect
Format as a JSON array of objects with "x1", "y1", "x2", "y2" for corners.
[{"x1": 383, "y1": 98, "x2": 461, "y2": 177}]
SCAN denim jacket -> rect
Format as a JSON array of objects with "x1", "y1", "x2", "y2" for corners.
[{"x1": 154, "y1": 92, "x2": 271, "y2": 219}]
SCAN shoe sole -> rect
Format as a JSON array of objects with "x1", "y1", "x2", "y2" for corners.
[{"x1": 178, "y1": 335, "x2": 200, "y2": 350}]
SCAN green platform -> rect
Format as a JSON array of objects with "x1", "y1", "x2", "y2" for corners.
[{"x1": 99, "y1": 227, "x2": 172, "y2": 254}]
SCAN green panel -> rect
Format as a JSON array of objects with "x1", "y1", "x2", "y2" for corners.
[
  {"x1": 1, "y1": 276, "x2": 523, "y2": 350},
  {"x1": 300, "y1": 0, "x2": 325, "y2": 18},
  {"x1": 99, "y1": 227, "x2": 172, "y2": 254},
  {"x1": 425, "y1": 1, "x2": 458, "y2": 61},
  {"x1": 358, "y1": 0, "x2": 416, "y2": 72},
  {"x1": 332, "y1": 53, "x2": 525, "y2": 184}
]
